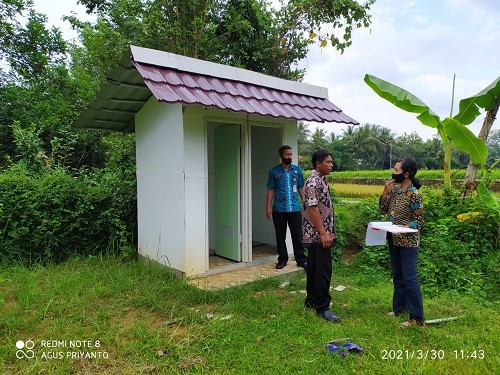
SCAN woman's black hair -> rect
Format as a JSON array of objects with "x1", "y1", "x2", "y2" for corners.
[{"x1": 401, "y1": 158, "x2": 422, "y2": 189}]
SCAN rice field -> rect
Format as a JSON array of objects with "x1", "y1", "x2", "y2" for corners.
[
  {"x1": 331, "y1": 183, "x2": 382, "y2": 198},
  {"x1": 331, "y1": 182, "x2": 500, "y2": 198}
]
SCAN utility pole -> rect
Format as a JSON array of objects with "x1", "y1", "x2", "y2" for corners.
[{"x1": 389, "y1": 143, "x2": 392, "y2": 168}]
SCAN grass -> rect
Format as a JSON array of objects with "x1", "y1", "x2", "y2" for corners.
[{"x1": 1, "y1": 256, "x2": 498, "y2": 374}]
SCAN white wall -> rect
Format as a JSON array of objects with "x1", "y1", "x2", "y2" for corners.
[
  {"x1": 281, "y1": 123, "x2": 299, "y2": 156},
  {"x1": 135, "y1": 98, "x2": 186, "y2": 270},
  {"x1": 206, "y1": 123, "x2": 216, "y2": 252},
  {"x1": 183, "y1": 110, "x2": 207, "y2": 275},
  {"x1": 251, "y1": 126, "x2": 281, "y2": 245}
]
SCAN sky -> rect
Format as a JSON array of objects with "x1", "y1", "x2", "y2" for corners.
[{"x1": 33, "y1": 0, "x2": 500, "y2": 140}]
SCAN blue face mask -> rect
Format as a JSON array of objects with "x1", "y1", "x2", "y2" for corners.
[{"x1": 392, "y1": 173, "x2": 405, "y2": 183}]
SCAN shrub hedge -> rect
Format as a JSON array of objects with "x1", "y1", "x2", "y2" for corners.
[
  {"x1": 0, "y1": 169, "x2": 136, "y2": 265},
  {"x1": 341, "y1": 187, "x2": 499, "y2": 300}
]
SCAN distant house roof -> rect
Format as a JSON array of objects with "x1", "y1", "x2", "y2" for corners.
[{"x1": 74, "y1": 46, "x2": 358, "y2": 131}]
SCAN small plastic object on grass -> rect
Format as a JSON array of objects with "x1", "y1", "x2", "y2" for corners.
[{"x1": 326, "y1": 342, "x2": 364, "y2": 357}]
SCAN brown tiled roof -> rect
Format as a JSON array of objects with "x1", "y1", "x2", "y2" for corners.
[
  {"x1": 133, "y1": 61, "x2": 358, "y2": 124},
  {"x1": 74, "y1": 46, "x2": 358, "y2": 131}
]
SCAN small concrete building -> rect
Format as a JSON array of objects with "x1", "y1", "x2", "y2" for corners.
[{"x1": 75, "y1": 45, "x2": 358, "y2": 276}]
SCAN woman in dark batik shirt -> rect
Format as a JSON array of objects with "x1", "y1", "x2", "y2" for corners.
[{"x1": 380, "y1": 159, "x2": 424, "y2": 327}]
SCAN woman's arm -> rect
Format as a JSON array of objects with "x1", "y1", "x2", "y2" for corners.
[
  {"x1": 408, "y1": 192, "x2": 424, "y2": 230},
  {"x1": 379, "y1": 180, "x2": 393, "y2": 214}
]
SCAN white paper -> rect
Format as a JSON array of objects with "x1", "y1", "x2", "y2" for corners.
[
  {"x1": 333, "y1": 285, "x2": 346, "y2": 292},
  {"x1": 365, "y1": 222, "x2": 418, "y2": 246},
  {"x1": 371, "y1": 224, "x2": 418, "y2": 233},
  {"x1": 365, "y1": 222, "x2": 390, "y2": 246}
]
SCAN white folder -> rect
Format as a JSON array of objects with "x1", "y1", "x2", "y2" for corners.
[{"x1": 365, "y1": 222, "x2": 418, "y2": 246}]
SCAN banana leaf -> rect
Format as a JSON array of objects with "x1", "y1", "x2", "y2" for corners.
[
  {"x1": 477, "y1": 182, "x2": 499, "y2": 210},
  {"x1": 364, "y1": 74, "x2": 441, "y2": 128},
  {"x1": 453, "y1": 76, "x2": 500, "y2": 125},
  {"x1": 442, "y1": 118, "x2": 488, "y2": 165}
]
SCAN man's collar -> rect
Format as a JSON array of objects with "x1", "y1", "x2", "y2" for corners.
[{"x1": 280, "y1": 163, "x2": 294, "y2": 170}]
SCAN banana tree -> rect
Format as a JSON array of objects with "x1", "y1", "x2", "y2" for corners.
[
  {"x1": 454, "y1": 78, "x2": 500, "y2": 196},
  {"x1": 363, "y1": 74, "x2": 494, "y2": 187}
]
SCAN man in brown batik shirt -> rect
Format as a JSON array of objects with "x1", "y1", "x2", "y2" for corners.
[{"x1": 302, "y1": 149, "x2": 340, "y2": 323}]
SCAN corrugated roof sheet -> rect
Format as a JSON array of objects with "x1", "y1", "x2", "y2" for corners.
[
  {"x1": 74, "y1": 46, "x2": 358, "y2": 131},
  {"x1": 133, "y1": 61, "x2": 357, "y2": 124}
]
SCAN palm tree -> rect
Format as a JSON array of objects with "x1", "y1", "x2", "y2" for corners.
[
  {"x1": 422, "y1": 137, "x2": 443, "y2": 169},
  {"x1": 310, "y1": 127, "x2": 328, "y2": 151},
  {"x1": 297, "y1": 121, "x2": 311, "y2": 152},
  {"x1": 342, "y1": 124, "x2": 384, "y2": 169}
]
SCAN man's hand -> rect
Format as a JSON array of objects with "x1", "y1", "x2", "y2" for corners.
[
  {"x1": 266, "y1": 189, "x2": 274, "y2": 220},
  {"x1": 320, "y1": 232, "x2": 332, "y2": 248}
]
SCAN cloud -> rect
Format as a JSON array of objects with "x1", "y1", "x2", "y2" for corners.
[
  {"x1": 302, "y1": 0, "x2": 499, "y2": 140},
  {"x1": 446, "y1": 0, "x2": 500, "y2": 21}
]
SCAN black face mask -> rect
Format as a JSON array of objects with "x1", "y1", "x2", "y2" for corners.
[
  {"x1": 392, "y1": 173, "x2": 405, "y2": 183},
  {"x1": 282, "y1": 158, "x2": 292, "y2": 165}
]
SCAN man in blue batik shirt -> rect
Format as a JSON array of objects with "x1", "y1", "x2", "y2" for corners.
[{"x1": 266, "y1": 145, "x2": 307, "y2": 270}]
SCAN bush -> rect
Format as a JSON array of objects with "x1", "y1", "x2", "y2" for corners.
[
  {"x1": 333, "y1": 197, "x2": 386, "y2": 265},
  {"x1": 419, "y1": 220, "x2": 486, "y2": 297},
  {"x1": 346, "y1": 187, "x2": 498, "y2": 300},
  {"x1": 0, "y1": 168, "x2": 136, "y2": 265},
  {"x1": 345, "y1": 202, "x2": 390, "y2": 272}
]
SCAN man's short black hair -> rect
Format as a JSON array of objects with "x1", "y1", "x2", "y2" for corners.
[
  {"x1": 278, "y1": 145, "x2": 292, "y2": 156},
  {"x1": 311, "y1": 148, "x2": 332, "y2": 169}
]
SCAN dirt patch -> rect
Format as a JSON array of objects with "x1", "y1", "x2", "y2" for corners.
[
  {"x1": 342, "y1": 244, "x2": 362, "y2": 264},
  {"x1": 112, "y1": 306, "x2": 172, "y2": 330},
  {"x1": 110, "y1": 306, "x2": 194, "y2": 347},
  {"x1": 1, "y1": 294, "x2": 18, "y2": 311},
  {"x1": 178, "y1": 355, "x2": 207, "y2": 370}
]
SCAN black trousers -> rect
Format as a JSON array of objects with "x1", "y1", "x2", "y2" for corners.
[
  {"x1": 305, "y1": 242, "x2": 332, "y2": 313},
  {"x1": 272, "y1": 211, "x2": 306, "y2": 265}
]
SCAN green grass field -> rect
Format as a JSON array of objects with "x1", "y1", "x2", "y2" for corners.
[{"x1": 1, "y1": 257, "x2": 498, "y2": 374}]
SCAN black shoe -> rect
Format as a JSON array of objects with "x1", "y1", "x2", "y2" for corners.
[
  {"x1": 304, "y1": 301, "x2": 314, "y2": 310},
  {"x1": 276, "y1": 262, "x2": 287, "y2": 269},
  {"x1": 317, "y1": 310, "x2": 341, "y2": 323},
  {"x1": 298, "y1": 261, "x2": 307, "y2": 270}
]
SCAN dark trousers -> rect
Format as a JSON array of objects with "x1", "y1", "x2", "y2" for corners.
[
  {"x1": 305, "y1": 242, "x2": 332, "y2": 313},
  {"x1": 272, "y1": 211, "x2": 306, "y2": 265},
  {"x1": 388, "y1": 235, "x2": 424, "y2": 322}
]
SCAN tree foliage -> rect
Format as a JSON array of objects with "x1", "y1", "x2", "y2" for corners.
[
  {"x1": 3, "y1": 10, "x2": 66, "y2": 81},
  {"x1": 486, "y1": 129, "x2": 500, "y2": 165},
  {"x1": 0, "y1": 0, "x2": 33, "y2": 60},
  {"x1": 72, "y1": 0, "x2": 374, "y2": 80},
  {"x1": 296, "y1": 122, "x2": 478, "y2": 172}
]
